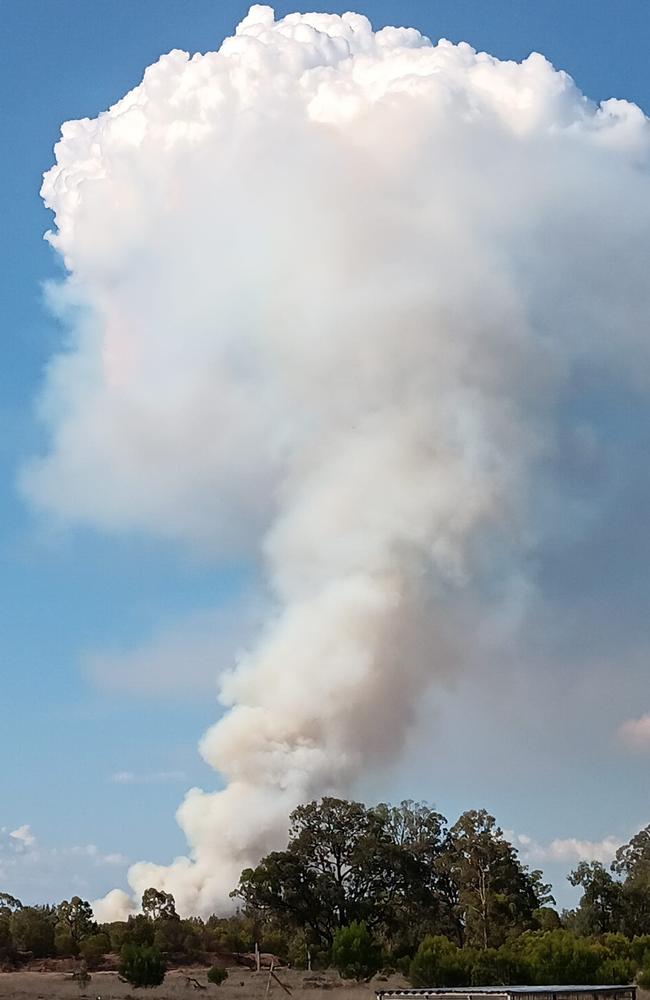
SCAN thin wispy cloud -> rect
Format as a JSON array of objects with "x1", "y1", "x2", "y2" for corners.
[
  {"x1": 0, "y1": 824, "x2": 127, "y2": 901},
  {"x1": 65, "y1": 844, "x2": 128, "y2": 866},
  {"x1": 85, "y1": 600, "x2": 265, "y2": 700},
  {"x1": 617, "y1": 713, "x2": 650, "y2": 751},
  {"x1": 111, "y1": 770, "x2": 187, "y2": 785},
  {"x1": 9, "y1": 824, "x2": 36, "y2": 848}
]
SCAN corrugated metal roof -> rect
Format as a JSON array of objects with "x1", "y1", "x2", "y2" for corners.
[{"x1": 375, "y1": 989, "x2": 635, "y2": 996}]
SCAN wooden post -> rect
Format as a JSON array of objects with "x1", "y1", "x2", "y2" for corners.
[
  {"x1": 270, "y1": 971, "x2": 292, "y2": 996},
  {"x1": 255, "y1": 941, "x2": 261, "y2": 972},
  {"x1": 307, "y1": 948, "x2": 311, "y2": 972}
]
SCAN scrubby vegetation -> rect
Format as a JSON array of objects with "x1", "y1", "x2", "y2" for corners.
[
  {"x1": 207, "y1": 964, "x2": 228, "y2": 985},
  {"x1": 331, "y1": 922, "x2": 382, "y2": 981},
  {"x1": 408, "y1": 931, "x2": 641, "y2": 986},
  {"x1": 4, "y1": 798, "x2": 650, "y2": 986},
  {"x1": 119, "y1": 942, "x2": 166, "y2": 987}
]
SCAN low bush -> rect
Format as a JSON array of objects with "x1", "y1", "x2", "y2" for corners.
[
  {"x1": 637, "y1": 963, "x2": 650, "y2": 989},
  {"x1": 208, "y1": 965, "x2": 228, "y2": 986},
  {"x1": 409, "y1": 935, "x2": 469, "y2": 988},
  {"x1": 119, "y1": 942, "x2": 166, "y2": 987},
  {"x1": 331, "y1": 922, "x2": 382, "y2": 981},
  {"x1": 79, "y1": 932, "x2": 110, "y2": 969}
]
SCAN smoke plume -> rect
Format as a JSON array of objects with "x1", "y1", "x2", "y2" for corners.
[{"x1": 23, "y1": 6, "x2": 650, "y2": 919}]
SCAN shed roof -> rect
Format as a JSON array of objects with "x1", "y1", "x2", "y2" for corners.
[{"x1": 375, "y1": 989, "x2": 636, "y2": 997}]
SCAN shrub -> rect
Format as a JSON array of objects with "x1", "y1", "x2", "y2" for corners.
[
  {"x1": 469, "y1": 947, "x2": 502, "y2": 986},
  {"x1": 286, "y1": 930, "x2": 329, "y2": 971},
  {"x1": 10, "y1": 907, "x2": 56, "y2": 958},
  {"x1": 506, "y1": 929, "x2": 634, "y2": 986},
  {"x1": 79, "y1": 933, "x2": 110, "y2": 969},
  {"x1": 409, "y1": 936, "x2": 469, "y2": 988},
  {"x1": 286, "y1": 930, "x2": 309, "y2": 969},
  {"x1": 630, "y1": 935, "x2": 650, "y2": 967},
  {"x1": 103, "y1": 920, "x2": 130, "y2": 952},
  {"x1": 598, "y1": 957, "x2": 636, "y2": 985},
  {"x1": 205, "y1": 914, "x2": 250, "y2": 953},
  {"x1": 637, "y1": 964, "x2": 650, "y2": 989},
  {"x1": 119, "y1": 942, "x2": 166, "y2": 987},
  {"x1": 54, "y1": 925, "x2": 77, "y2": 957},
  {"x1": 332, "y1": 922, "x2": 382, "y2": 981},
  {"x1": 533, "y1": 907, "x2": 562, "y2": 932},
  {"x1": 395, "y1": 955, "x2": 411, "y2": 977},
  {"x1": 490, "y1": 941, "x2": 534, "y2": 985},
  {"x1": 0, "y1": 917, "x2": 16, "y2": 966},
  {"x1": 153, "y1": 917, "x2": 189, "y2": 957},
  {"x1": 124, "y1": 914, "x2": 155, "y2": 947},
  {"x1": 208, "y1": 965, "x2": 228, "y2": 986},
  {"x1": 259, "y1": 929, "x2": 289, "y2": 959}
]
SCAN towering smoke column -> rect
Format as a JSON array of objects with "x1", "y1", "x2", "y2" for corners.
[{"x1": 24, "y1": 6, "x2": 650, "y2": 918}]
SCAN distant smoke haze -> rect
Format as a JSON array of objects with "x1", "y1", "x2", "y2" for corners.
[
  {"x1": 617, "y1": 714, "x2": 650, "y2": 751},
  {"x1": 23, "y1": 5, "x2": 650, "y2": 919},
  {"x1": 110, "y1": 770, "x2": 187, "y2": 785}
]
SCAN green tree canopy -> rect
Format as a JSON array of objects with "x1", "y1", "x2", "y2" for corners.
[
  {"x1": 0, "y1": 893, "x2": 22, "y2": 917},
  {"x1": 142, "y1": 887, "x2": 178, "y2": 921},
  {"x1": 443, "y1": 809, "x2": 553, "y2": 949},
  {"x1": 56, "y1": 896, "x2": 96, "y2": 950},
  {"x1": 236, "y1": 797, "x2": 388, "y2": 944},
  {"x1": 568, "y1": 862, "x2": 624, "y2": 935},
  {"x1": 236, "y1": 797, "x2": 453, "y2": 947},
  {"x1": 236, "y1": 799, "x2": 553, "y2": 951},
  {"x1": 613, "y1": 825, "x2": 650, "y2": 880}
]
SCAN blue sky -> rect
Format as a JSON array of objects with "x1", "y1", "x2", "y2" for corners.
[{"x1": 1, "y1": 0, "x2": 650, "y2": 911}]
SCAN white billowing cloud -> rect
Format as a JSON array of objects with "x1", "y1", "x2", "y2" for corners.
[
  {"x1": 91, "y1": 888, "x2": 136, "y2": 923},
  {"x1": 617, "y1": 714, "x2": 650, "y2": 750},
  {"x1": 515, "y1": 833, "x2": 621, "y2": 866},
  {"x1": 23, "y1": 5, "x2": 650, "y2": 916}
]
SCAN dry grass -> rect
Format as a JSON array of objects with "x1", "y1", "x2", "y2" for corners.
[
  {"x1": 0, "y1": 969, "x2": 643, "y2": 1000},
  {"x1": 0, "y1": 966, "x2": 407, "y2": 1000}
]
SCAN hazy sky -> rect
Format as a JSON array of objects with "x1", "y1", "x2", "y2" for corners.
[{"x1": 2, "y1": 0, "x2": 650, "y2": 912}]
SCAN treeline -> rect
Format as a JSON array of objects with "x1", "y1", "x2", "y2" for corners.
[
  {"x1": 0, "y1": 889, "x2": 262, "y2": 969},
  {"x1": 3, "y1": 798, "x2": 650, "y2": 986}
]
